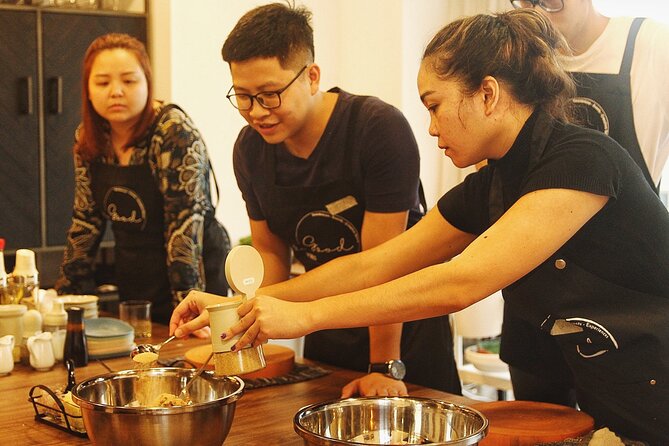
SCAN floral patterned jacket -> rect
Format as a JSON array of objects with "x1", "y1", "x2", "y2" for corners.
[{"x1": 55, "y1": 103, "x2": 217, "y2": 303}]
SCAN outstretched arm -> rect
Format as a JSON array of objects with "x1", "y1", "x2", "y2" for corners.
[
  {"x1": 226, "y1": 188, "x2": 608, "y2": 348},
  {"x1": 170, "y1": 205, "x2": 471, "y2": 337},
  {"x1": 259, "y1": 206, "x2": 474, "y2": 302}
]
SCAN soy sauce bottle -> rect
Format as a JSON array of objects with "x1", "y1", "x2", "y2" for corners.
[{"x1": 64, "y1": 307, "x2": 88, "y2": 367}]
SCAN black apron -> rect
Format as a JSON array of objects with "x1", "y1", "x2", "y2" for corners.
[
  {"x1": 495, "y1": 113, "x2": 669, "y2": 444},
  {"x1": 90, "y1": 106, "x2": 230, "y2": 324},
  {"x1": 569, "y1": 18, "x2": 657, "y2": 193},
  {"x1": 254, "y1": 95, "x2": 459, "y2": 393},
  {"x1": 504, "y1": 16, "x2": 658, "y2": 408}
]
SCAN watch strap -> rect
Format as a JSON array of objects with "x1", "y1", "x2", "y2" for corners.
[{"x1": 368, "y1": 362, "x2": 389, "y2": 374}]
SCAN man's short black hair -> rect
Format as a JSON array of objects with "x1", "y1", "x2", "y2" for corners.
[{"x1": 222, "y1": 2, "x2": 315, "y2": 69}]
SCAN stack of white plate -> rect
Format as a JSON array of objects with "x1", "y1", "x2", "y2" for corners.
[
  {"x1": 59, "y1": 295, "x2": 99, "y2": 319},
  {"x1": 84, "y1": 317, "x2": 135, "y2": 359}
]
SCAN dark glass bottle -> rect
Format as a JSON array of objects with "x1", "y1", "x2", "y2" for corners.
[{"x1": 64, "y1": 307, "x2": 88, "y2": 367}]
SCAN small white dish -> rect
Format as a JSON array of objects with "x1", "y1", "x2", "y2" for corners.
[{"x1": 464, "y1": 345, "x2": 508, "y2": 373}]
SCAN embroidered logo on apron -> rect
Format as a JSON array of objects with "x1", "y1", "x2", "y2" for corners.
[
  {"x1": 569, "y1": 97, "x2": 610, "y2": 135},
  {"x1": 294, "y1": 210, "x2": 360, "y2": 263},
  {"x1": 565, "y1": 317, "x2": 619, "y2": 359},
  {"x1": 103, "y1": 186, "x2": 148, "y2": 230}
]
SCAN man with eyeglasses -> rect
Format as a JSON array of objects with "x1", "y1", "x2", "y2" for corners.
[
  {"x1": 506, "y1": 0, "x2": 669, "y2": 409},
  {"x1": 220, "y1": 3, "x2": 461, "y2": 398}
]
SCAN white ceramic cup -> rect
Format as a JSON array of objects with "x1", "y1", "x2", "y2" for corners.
[
  {"x1": 0, "y1": 335, "x2": 15, "y2": 375},
  {"x1": 27, "y1": 331, "x2": 55, "y2": 371}
]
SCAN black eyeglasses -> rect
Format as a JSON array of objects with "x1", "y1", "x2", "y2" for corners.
[
  {"x1": 510, "y1": 0, "x2": 564, "y2": 13},
  {"x1": 226, "y1": 65, "x2": 308, "y2": 111}
]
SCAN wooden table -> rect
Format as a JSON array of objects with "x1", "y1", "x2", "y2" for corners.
[{"x1": 0, "y1": 323, "x2": 474, "y2": 445}]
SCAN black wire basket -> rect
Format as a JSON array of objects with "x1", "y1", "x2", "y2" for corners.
[{"x1": 28, "y1": 384, "x2": 87, "y2": 438}]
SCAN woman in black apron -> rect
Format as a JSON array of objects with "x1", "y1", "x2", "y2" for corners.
[
  {"x1": 502, "y1": 10, "x2": 664, "y2": 406},
  {"x1": 173, "y1": 10, "x2": 669, "y2": 443},
  {"x1": 56, "y1": 34, "x2": 229, "y2": 325}
]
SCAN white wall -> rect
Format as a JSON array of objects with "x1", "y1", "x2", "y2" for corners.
[{"x1": 148, "y1": 0, "x2": 507, "y2": 242}]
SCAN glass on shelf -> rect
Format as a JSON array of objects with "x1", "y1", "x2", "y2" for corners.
[
  {"x1": 100, "y1": 0, "x2": 117, "y2": 9},
  {"x1": 55, "y1": 0, "x2": 72, "y2": 6},
  {"x1": 101, "y1": 0, "x2": 144, "y2": 13},
  {"x1": 76, "y1": 0, "x2": 99, "y2": 9}
]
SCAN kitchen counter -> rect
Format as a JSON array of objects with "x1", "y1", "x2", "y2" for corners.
[{"x1": 0, "y1": 323, "x2": 475, "y2": 445}]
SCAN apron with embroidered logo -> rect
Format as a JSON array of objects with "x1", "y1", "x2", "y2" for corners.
[
  {"x1": 502, "y1": 18, "x2": 661, "y2": 422},
  {"x1": 493, "y1": 112, "x2": 669, "y2": 443},
  {"x1": 90, "y1": 108, "x2": 230, "y2": 324},
  {"x1": 91, "y1": 161, "x2": 173, "y2": 323},
  {"x1": 259, "y1": 99, "x2": 368, "y2": 368},
  {"x1": 251, "y1": 96, "x2": 459, "y2": 392},
  {"x1": 569, "y1": 18, "x2": 656, "y2": 192}
]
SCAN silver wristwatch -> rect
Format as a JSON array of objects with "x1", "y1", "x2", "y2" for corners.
[{"x1": 367, "y1": 359, "x2": 406, "y2": 380}]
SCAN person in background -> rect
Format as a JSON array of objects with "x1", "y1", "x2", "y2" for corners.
[
  {"x1": 219, "y1": 2, "x2": 460, "y2": 397},
  {"x1": 505, "y1": 0, "x2": 669, "y2": 407},
  {"x1": 172, "y1": 9, "x2": 669, "y2": 444},
  {"x1": 55, "y1": 33, "x2": 231, "y2": 325}
]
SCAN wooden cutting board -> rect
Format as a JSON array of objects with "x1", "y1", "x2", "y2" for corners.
[
  {"x1": 185, "y1": 343, "x2": 295, "y2": 379},
  {"x1": 473, "y1": 401, "x2": 594, "y2": 446}
]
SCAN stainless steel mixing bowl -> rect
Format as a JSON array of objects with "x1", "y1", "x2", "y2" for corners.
[
  {"x1": 72, "y1": 367, "x2": 244, "y2": 446},
  {"x1": 294, "y1": 397, "x2": 488, "y2": 445}
]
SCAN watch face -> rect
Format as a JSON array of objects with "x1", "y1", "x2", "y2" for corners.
[{"x1": 389, "y1": 360, "x2": 406, "y2": 380}]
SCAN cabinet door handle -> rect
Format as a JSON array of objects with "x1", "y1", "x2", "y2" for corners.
[
  {"x1": 48, "y1": 76, "x2": 63, "y2": 115},
  {"x1": 19, "y1": 76, "x2": 34, "y2": 115}
]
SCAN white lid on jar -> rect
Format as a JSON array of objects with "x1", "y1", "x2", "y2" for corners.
[{"x1": 13, "y1": 249, "x2": 38, "y2": 278}]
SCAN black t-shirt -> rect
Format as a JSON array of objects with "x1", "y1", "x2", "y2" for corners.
[
  {"x1": 438, "y1": 111, "x2": 669, "y2": 297},
  {"x1": 233, "y1": 88, "x2": 421, "y2": 221}
]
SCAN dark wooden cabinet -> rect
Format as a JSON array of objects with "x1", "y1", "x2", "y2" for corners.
[
  {"x1": 0, "y1": 9, "x2": 41, "y2": 249},
  {"x1": 40, "y1": 12, "x2": 146, "y2": 246},
  {"x1": 0, "y1": 5, "x2": 146, "y2": 284}
]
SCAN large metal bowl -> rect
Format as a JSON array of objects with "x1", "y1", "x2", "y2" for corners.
[
  {"x1": 72, "y1": 368, "x2": 244, "y2": 446},
  {"x1": 294, "y1": 397, "x2": 488, "y2": 445}
]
